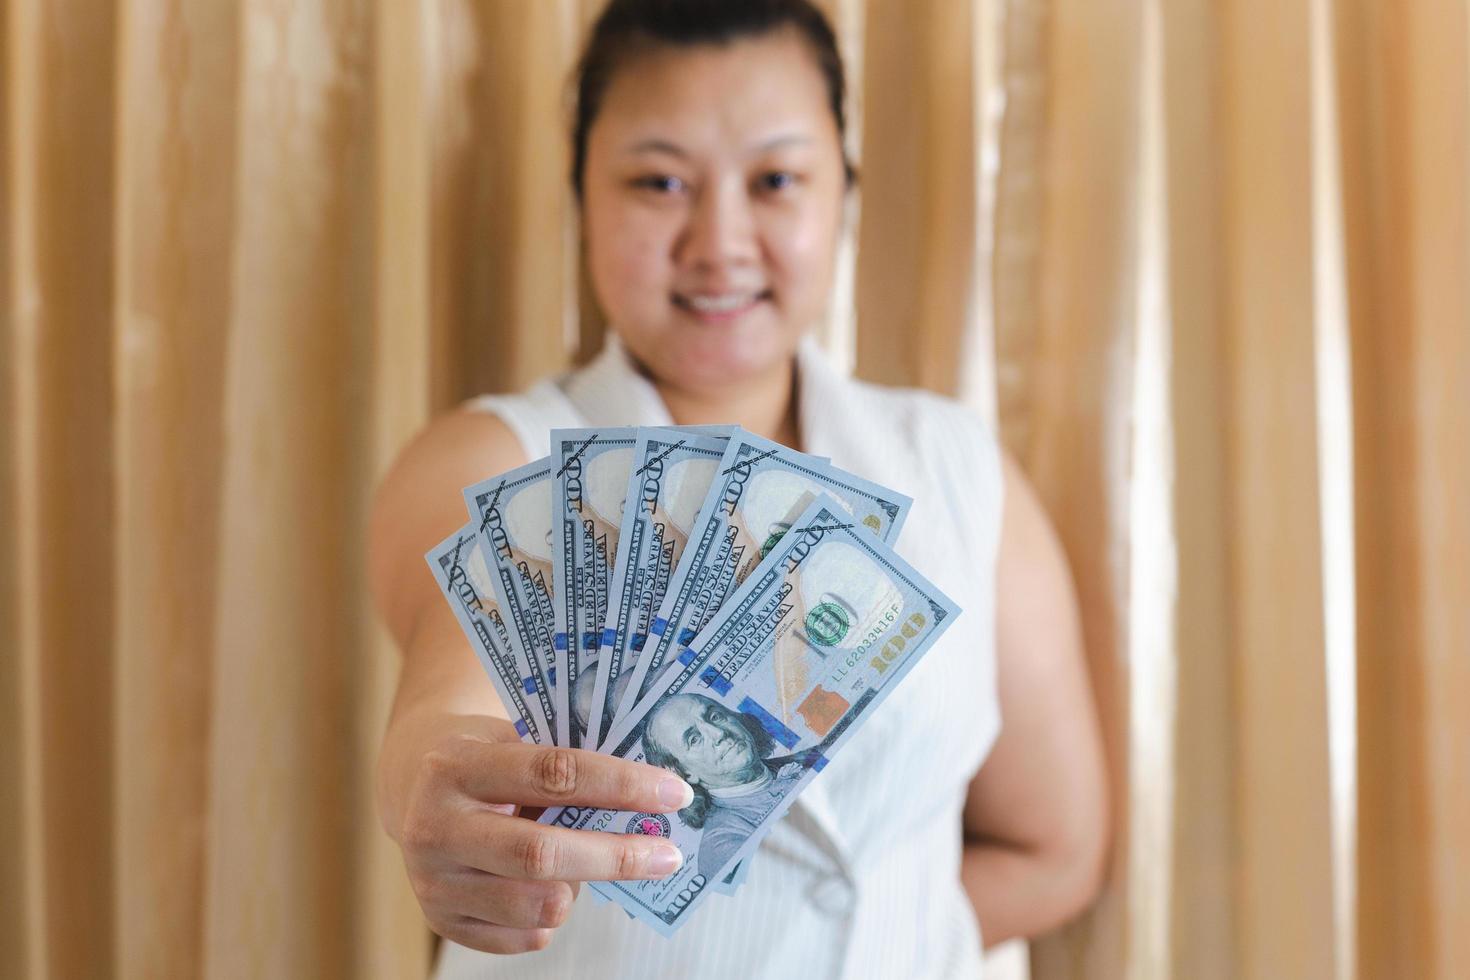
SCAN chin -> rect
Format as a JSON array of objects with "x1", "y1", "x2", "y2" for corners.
[{"x1": 637, "y1": 325, "x2": 799, "y2": 392}]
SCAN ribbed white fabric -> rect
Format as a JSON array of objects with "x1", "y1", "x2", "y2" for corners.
[{"x1": 442, "y1": 336, "x2": 1004, "y2": 980}]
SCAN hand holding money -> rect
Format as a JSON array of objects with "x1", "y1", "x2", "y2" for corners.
[
  {"x1": 389, "y1": 714, "x2": 692, "y2": 954},
  {"x1": 427, "y1": 425, "x2": 959, "y2": 936}
]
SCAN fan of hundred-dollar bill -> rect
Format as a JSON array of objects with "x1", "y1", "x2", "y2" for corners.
[{"x1": 426, "y1": 425, "x2": 960, "y2": 934}]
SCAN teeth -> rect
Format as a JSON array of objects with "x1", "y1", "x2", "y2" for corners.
[{"x1": 686, "y1": 293, "x2": 757, "y2": 314}]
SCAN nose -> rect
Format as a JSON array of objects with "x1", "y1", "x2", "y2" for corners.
[{"x1": 678, "y1": 177, "x2": 758, "y2": 276}]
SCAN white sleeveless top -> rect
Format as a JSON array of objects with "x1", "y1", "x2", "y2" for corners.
[{"x1": 438, "y1": 336, "x2": 1004, "y2": 980}]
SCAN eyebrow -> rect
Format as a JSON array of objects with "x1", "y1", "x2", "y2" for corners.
[
  {"x1": 755, "y1": 135, "x2": 811, "y2": 153},
  {"x1": 628, "y1": 138, "x2": 688, "y2": 159},
  {"x1": 625, "y1": 134, "x2": 812, "y2": 158}
]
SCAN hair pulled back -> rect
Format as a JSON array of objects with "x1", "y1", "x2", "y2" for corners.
[{"x1": 570, "y1": 0, "x2": 857, "y2": 199}]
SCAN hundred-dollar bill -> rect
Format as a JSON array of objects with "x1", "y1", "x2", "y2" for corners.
[
  {"x1": 551, "y1": 427, "x2": 637, "y2": 748},
  {"x1": 610, "y1": 431, "x2": 912, "y2": 732},
  {"x1": 425, "y1": 525, "x2": 552, "y2": 744},
  {"x1": 545, "y1": 496, "x2": 961, "y2": 935},
  {"x1": 674, "y1": 424, "x2": 740, "y2": 440},
  {"x1": 706, "y1": 846, "x2": 754, "y2": 895},
  {"x1": 464, "y1": 459, "x2": 559, "y2": 739},
  {"x1": 586, "y1": 427, "x2": 730, "y2": 749},
  {"x1": 719, "y1": 849, "x2": 753, "y2": 889}
]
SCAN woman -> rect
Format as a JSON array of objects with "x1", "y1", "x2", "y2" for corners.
[{"x1": 369, "y1": 1, "x2": 1109, "y2": 976}]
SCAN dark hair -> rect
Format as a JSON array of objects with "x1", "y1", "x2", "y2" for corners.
[
  {"x1": 641, "y1": 694, "x2": 775, "y2": 829},
  {"x1": 570, "y1": 0, "x2": 857, "y2": 200}
]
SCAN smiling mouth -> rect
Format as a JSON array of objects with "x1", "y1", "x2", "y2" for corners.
[{"x1": 672, "y1": 290, "x2": 773, "y2": 320}]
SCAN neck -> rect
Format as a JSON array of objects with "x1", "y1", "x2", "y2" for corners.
[{"x1": 651, "y1": 357, "x2": 802, "y2": 451}]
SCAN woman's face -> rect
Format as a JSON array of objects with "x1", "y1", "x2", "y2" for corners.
[{"x1": 581, "y1": 30, "x2": 848, "y2": 393}]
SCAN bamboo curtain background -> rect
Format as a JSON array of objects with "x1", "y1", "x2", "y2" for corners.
[{"x1": 2, "y1": 0, "x2": 1466, "y2": 977}]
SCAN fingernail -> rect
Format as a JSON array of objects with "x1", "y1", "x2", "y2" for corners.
[
  {"x1": 657, "y1": 777, "x2": 694, "y2": 809},
  {"x1": 647, "y1": 844, "x2": 683, "y2": 877}
]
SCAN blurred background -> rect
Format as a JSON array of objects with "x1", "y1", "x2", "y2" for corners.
[{"x1": 2, "y1": 0, "x2": 1466, "y2": 977}]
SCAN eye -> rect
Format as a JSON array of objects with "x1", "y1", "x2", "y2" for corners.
[
  {"x1": 757, "y1": 171, "x2": 799, "y2": 193},
  {"x1": 632, "y1": 174, "x2": 685, "y2": 194},
  {"x1": 686, "y1": 728, "x2": 701, "y2": 748}
]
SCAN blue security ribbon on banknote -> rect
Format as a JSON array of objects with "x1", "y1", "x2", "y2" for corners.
[
  {"x1": 588, "y1": 428, "x2": 731, "y2": 750},
  {"x1": 609, "y1": 431, "x2": 911, "y2": 736},
  {"x1": 464, "y1": 459, "x2": 562, "y2": 744},
  {"x1": 550, "y1": 427, "x2": 639, "y2": 749}
]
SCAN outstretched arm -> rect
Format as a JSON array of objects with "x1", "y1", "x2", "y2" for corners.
[
  {"x1": 960, "y1": 451, "x2": 1110, "y2": 947},
  {"x1": 370, "y1": 410, "x2": 692, "y2": 954}
]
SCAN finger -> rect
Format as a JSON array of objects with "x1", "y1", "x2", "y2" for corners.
[
  {"x1": 451, "y1": 741, "x2": 693, "y2": 813},
  {"x1": 464, "y1": 814, "x2": 684, "y2": 882},
  {"x1": 427, "y1": 870, "x2": 576, "y2": 930},
  {"x1": 434, "y1": 915, "x2": 556, "y2": 956}
]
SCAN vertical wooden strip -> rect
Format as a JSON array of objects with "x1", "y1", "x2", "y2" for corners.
[
  {"x1": 549, "y1": 0, "x2": 584, "y2": 365},
  {"x1": 2, "y1": 1, "x2": 122, "y2": 976},
  {"x1": 1305, "y1": 1, "x2": 1358, "y2": 976},
  {"x1": 1404, "y1": 6, "x2": 1469, "y2": 974},
  {"x1": 575, "y1": 246, "x2": 607, "y2": 365},
  {"x1": 1409, "y1": 10, "x2": 1470, "y2": 969},
  {"x1": 1, "y1": 2, "x2": 41, "y2": 976},
  {"x1": 992, "y1": 0, "x2": 1047, "y2": 455},
  {"x1": 913, "y1": 0, "x2": 979, "y2": 397},
  {"x1": 424, "y1": 0, "x2": 478, "y2": 406},
  {"x1": 853, "y1": 0, "x2": 923, "y2": 386},
  {"x1": 1024, "y1": 0, "x2": 1143, "y2": 977},
  {"x1": 430, "y1": 0, "x2": 577, "y2": 402},
  {"x1": 438, "y1": 0, "x2": 512, "y2": 398},
  {"x1": 512, "y1": 0, "x2": 579, "y2": 384},
  {"x1": 1332, "y1": 3, "x2": 1419, "y2": 965},
  {"x1": 371, "y1": 1, "x2": 432, "y2": 464},
  {"x1": 573, "y1": 0, "x2": 610, "y2": 364},
  {"x1": 855, "y1": 0, "x2": 976, "y2": 393},
  {"x1": 1219, "y1": 0, "x2": 1338, "y2": 975},
  {"x1": 1343, "y1": 0, "x2": 1470, "y2": 975},
  {"x1": 1159, "y1": 2, "x2": 1239, "y2": 977},
  {"x1": 203, "y1": 1, "x2": 374, "y2": 975},
  {"x1": 1410, "y1": 3, "x2": 1470, "y2": 952},
  {"x1": 1124, "y1": 3, "x2": 1177, "y2": 975},
  {"x1": 960, "y1": 0, "x2": 1004, "y2": 425},
  {"x1": 359, "y1": 0, "x2": 434, "y2": 974},
  {"x1": 814, "y1": 0, "x2": 861, "y2": 373},
  {"x1": 1329, "y1": 1, "x2": 1374, "y2": 976},
  {"x1": 111, "y1": 1, "x2": 238, "y2": 975}
]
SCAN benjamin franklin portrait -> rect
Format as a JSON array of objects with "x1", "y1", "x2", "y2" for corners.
[{"x1": 641, "y1": 693, "x2": 817, "y2": 879}]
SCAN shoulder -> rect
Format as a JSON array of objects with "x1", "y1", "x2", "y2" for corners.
[
  {"x1": 839, "y1": 378, "x2": 1061, "y2": 624},
  {"x1": 392, "y1": 406, "x2": 528, "y2": 481},
  {"x1": 835, "y1": 376, "x2": 1005, "y2": 546},
  {"x1": 845, "y1": 375, "x2": 990, "y2": 433},
  {"x1": 842, "y1": 376, "x2": 1001, "y2": 477},
  {"x1": 368, "y1": 407, "x2": 529, "y2": 647}
]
